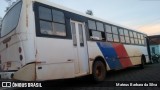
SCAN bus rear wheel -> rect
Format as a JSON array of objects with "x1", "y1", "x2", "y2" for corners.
[{"x1": 92, "y1": 60, "x2": 106, "y2": 82}]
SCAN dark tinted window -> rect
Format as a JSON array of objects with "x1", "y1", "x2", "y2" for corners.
[
  {"x1": 39, "y1": 6, "x2": 52, "y2": 21},
  {"x1": 40, "y1": 21, "x2": 53, "y2": 35},
  {"x1": 52, "y1": 9, "x2": 65, "y2": 23},
  {"x1": 96, "y1": 22, "x2": 104, "y2": 31},
  {"x1": 53, "y1": 23, "x2": 66, "y2": 36},
  {"x1": 112, "y1": 26, "x2": 118, "y2": 34},
  {"x1": 88, "y1": 20, "x2": 96, "y2": 30},
  {"x1": 1, "y1": 1, "x2": 22, "y2": 37},
  {"x1": 38, "y1": 6, "x2": 66, "y2": 37}
]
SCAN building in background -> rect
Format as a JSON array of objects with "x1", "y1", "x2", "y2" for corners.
[{"x1": 149, "y1": 35, "x2": 160, "y2": 55}]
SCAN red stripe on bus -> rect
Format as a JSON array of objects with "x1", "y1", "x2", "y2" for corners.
[{"x1": 112, "y1": 43, "x2": 132, "y2": 68}]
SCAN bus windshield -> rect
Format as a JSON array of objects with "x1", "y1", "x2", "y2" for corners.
[{"x1": 1, "y1": 1, "x2": 22, "y2": 37}]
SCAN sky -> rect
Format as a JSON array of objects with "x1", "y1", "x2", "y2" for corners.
[{"x1": 0, "y1": 0, "x2": 160, "y2": 36}]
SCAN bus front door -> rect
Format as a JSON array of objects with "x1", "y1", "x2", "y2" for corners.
[{"x1": 71, "y1": 20, "x2": 89, "y2": 76}]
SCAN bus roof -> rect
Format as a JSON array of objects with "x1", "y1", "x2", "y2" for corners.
[{"x1": 7, "y1": 0, "x2": 147, "y2": 35}]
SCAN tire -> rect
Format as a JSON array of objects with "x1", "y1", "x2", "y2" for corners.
[
  {"x1": 92, "y1": 60, "x2": 106, "y2": 82},
  {"x1": 140, "y1": 56, "x2": 145, "y2": 69}
]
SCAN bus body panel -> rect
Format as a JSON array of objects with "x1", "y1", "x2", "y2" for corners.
[
  {"x1": 0, "y1": 0, "x2": 150, "y2": 81},
  {"x1": 35, "y1": 38, "x2": 76, "y2": 80}
]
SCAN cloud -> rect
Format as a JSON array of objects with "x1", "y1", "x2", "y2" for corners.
[{"x1": 137, "y1": 23, "x2": 160, "y2": 36}]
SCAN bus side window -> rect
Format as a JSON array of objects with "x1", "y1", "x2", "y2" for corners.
[
  {"x1": 133, "y1": 32, "x2": 139, "y2": 44},
  {"x1": 88, "y1": 20, "x2": 105, "y2": 41},
  {"x1": 129, "y1": 31, "x2": 135, "y2": 44},
  {"x1": 38, "y1": 6, "x2": 66, "y2": 37},
  {"x1": 112, "y1": 26, "x2": 119, "y2": 42},
  {"x1": 124, "y1": 29, "x2": 130, "y2": 44},
  {"x1": 137, "y1": 33, "x2": 142, "y2": 45},
  {"x1": 119, "y1": 28, "x2": 125, "y2": 43},
  {"x1": 105, "y1": 24, "x2": 113, "y2": 42},
  {"x1": 142, "y1": 34, "x2": 146, "y2": 45}
]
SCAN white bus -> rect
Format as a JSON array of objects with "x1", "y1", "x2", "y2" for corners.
[{"x1": 0, "y1": 0, "x2": 150, "y2": 81}]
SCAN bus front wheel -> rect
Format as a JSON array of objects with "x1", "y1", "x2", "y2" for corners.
[{"x1": 92, "y1": 60, "x2": 106, "y2": 82}]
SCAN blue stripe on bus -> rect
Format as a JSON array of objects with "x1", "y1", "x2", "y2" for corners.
[{"x1": 97, "y1": 42, "x2": 122, "y2": 70}]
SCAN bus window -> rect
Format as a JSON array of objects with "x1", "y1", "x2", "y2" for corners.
[
  {"x1": 124, "y1": 29, "x2": 129, "y2": 36},
  {"x1": 88, "y1": 20, "x2": 105, "y2": 40},
  {"x1": 130, "y1": 38, "x2": 135, "y2": 44},
  {"x1": 137, "y1": 33, "x2": 142, "y2": 45},
  {"x1": 119, "y1": 28, "x2": 125, "y2": 43},
  {"x1": 112, "y1": 26, "x2": 118, "y2": 34},
  {"x1": 141, "y1": 34, "x2": 144, "y2": 40},
  {"x1": 105, "y1": 24, "x2": 112, "y2": 33},
  {"x1": 38, "y1": 6, "x2": 66, "y2": 37},
  {"x1": 105, "y1": 24, "x2": 113, "y2": 41},
  {"x1": 96, "y1": 22, "x2": 104, "y2": 32},
  {"x1": 124, "y1": 29, "x2": 130, "y2": 44},
  {"x1": 119, "y1": 28, "x2": 124, "y2": 36},
  {"x1": 133, "y1": 32, "x2": 137, "y2": 38},
  {"x1": 78, "y1": 24, "x2": 84, "y2": 45},
  {"x1": 129, "y1": 31, "x2": 134, "y2": 37},
  {"x1": 129, "y1": 31, "x2": 134, "y2": 44},
  {"x1": 112, "y1": 26, "x2": 119, "y2": 42},
  {"x1": 1, "y1": 1, "x2": 22, "y2": 37},
  {"x1": 107, "y1": 33, "x2": 113, "y2": 41},
  {"x1": 113, "y1": 34, "x2": 119, "y2": 42},
  {"x1": 135, "y1": 39, "x2": 139, "y2": 44},
  {"x1": 71, "y1": 22, "x2": 77, "y2": 46},
  {"x1": 53, "y1": 23, "x2": 66, "y2": 36},
  {"x1": 120, "y1": 36, "x2": 125, "y2": 43},
  {"x1": 133, "y1": 32, "x2": 139, "y2": 44},
  {"x1": 40, "y1": 21, "x2": 53, "y2": 35},
  {"x1": 88, "y1": 20, "x2": 96, "y2": 30},
  {"x1": 52, "y1": 9, "x2": 65, "y2": 24},
  {"x1": 125, "y1": 36, "x2": 130, "y2": 44},
  {"x1": 137, "y1": 33, "x2": 141, "y2": 39},
  {"x1": 39, "y1": 6, "x2": 52, "y2": 21},
  {"x1": 139, "y1": 39, "x2": 142, "y2": 45},
  {"x1": 91, "y1": 31, "x2": 102, "y2": 40}
]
